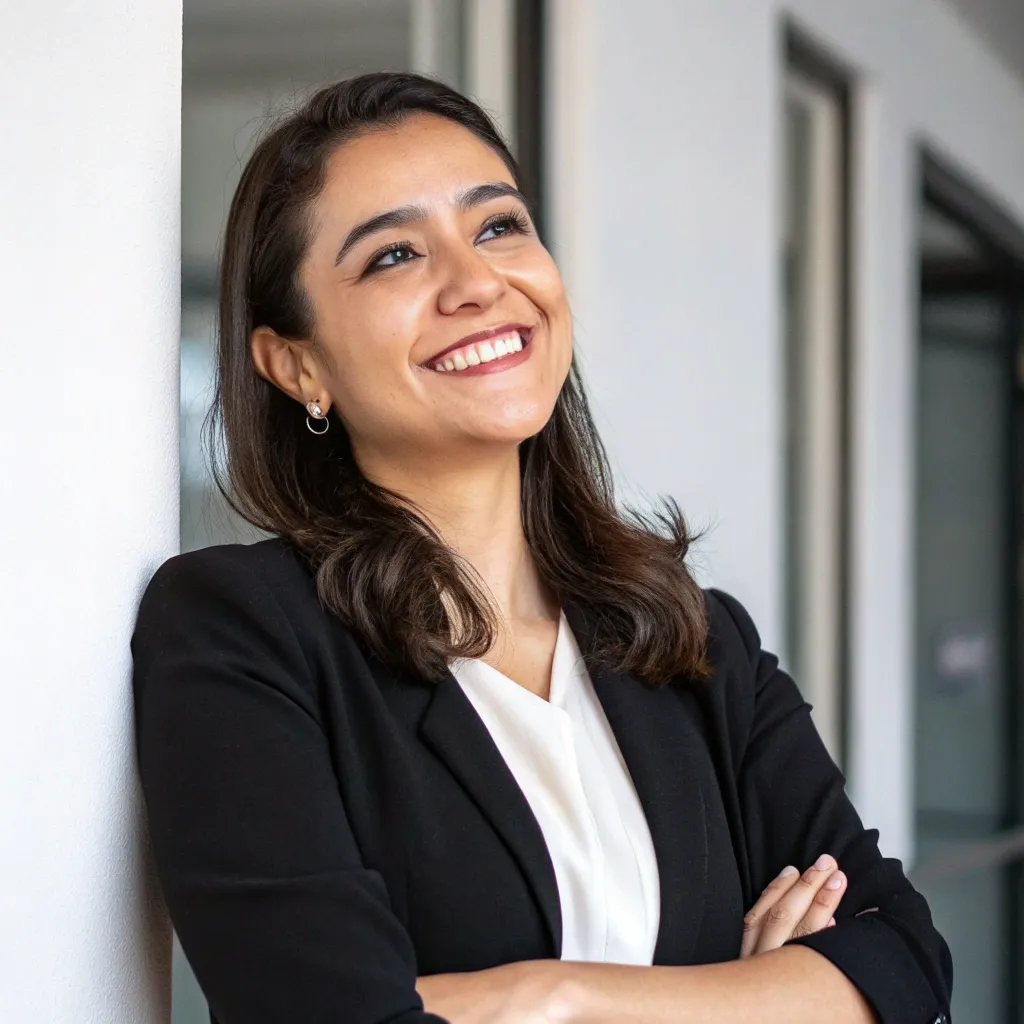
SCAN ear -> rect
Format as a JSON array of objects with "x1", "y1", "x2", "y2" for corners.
[{"x1": 250, "y1": 326, "x2": 331, "y2": 412}]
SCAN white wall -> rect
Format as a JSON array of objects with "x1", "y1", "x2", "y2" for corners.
[
  {"x1": 549, "y1": 0, "x2": 782, "y2": 635},
  {"x1": 0, "y1": 2, "x2": 181, "y2": 1021},
  {"x1": 548, "y1": 0, "x2": 1024, "y2": 862}
]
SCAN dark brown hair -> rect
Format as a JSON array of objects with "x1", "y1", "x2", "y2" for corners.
[{"x1": 209, "y1": 71, "x2": 708, "y2": 685}]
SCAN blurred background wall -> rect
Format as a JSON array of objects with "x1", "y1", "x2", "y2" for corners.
[{"x1": 3, "y1": 0, "x2": 1024, "y2": 1021}]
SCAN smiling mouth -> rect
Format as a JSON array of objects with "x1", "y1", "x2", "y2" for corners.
[{"x1": 425, "y1": 325, "x2": 533, "y2": 373}]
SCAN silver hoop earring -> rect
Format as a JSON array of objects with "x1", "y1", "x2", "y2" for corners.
[{"x1": 305, "y1": 400, "x2": 330, "y2": 435}]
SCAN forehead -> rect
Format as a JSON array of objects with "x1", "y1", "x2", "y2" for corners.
[{"x1": 319, "y1": 113, "x2": 515, "y2": 224}]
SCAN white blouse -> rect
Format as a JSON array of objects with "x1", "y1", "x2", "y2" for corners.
[{"x1": 449, "y1": 611, "x2": 661, "y2": 965}]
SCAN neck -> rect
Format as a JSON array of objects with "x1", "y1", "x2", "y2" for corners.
[{"x1": 357, "y1": 443, "x2": 556, "y2": 627}]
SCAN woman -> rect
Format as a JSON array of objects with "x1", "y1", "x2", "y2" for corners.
[{"x1": 132, "y1": 72, "x2": 952, "y2": 1023}]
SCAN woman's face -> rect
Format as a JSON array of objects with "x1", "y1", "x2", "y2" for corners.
[{"x1": 280, "y1": 113, "x2": 573, "y2": 467}]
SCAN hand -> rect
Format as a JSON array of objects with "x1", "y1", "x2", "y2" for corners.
[
  {"x1": 740, "y1": 855, "x2": 847, "y2": 958},
  {"x1": 417, "y1": 959, "x2": 572, "y2": 1024}
]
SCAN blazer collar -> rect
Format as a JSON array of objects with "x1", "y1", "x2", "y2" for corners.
[{"x1": 418, "y1": 600, "x2": 709, "y2": 965}]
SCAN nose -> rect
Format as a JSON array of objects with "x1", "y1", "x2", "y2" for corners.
[{"x1": 435, "y1": 238, "x2": 506, "y2": 316}]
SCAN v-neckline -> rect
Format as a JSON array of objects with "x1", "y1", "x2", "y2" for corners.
[
  {"x1": 451, "y1": 610, "x2": 573, "y2": 707},
  {"x1": 418, "y1": 599, "x2": 711, "y2": 964}
]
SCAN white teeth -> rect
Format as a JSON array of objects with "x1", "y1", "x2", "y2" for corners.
[{"x1": 431, "y1": 331, "x2": 528, "y2": 373}]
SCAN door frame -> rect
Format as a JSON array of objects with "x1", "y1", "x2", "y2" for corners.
[{"x1": 912, "y1": 151, "x2": 1024, "y2": 1022}]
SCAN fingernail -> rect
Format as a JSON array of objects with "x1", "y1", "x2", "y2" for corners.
[
  {"x1": 777, "y1": 865, "x2": 799, "y2": 879},
  {"x1": 828, "y1": 918, "x2": 837, "y2": 928},
  {"x1": 814, "y1": 854, "x2": 834, "y2": 871},
  {"x1": 826, "y1": 871, "x2": 846, "y2": 890}
]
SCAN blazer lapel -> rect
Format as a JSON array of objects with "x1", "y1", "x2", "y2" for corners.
[
  {"x1": 565, "y1": 602, "x2": 710, "y2": 965},
  {"x1": 418, "y1": 671, "x2": 563, "y2": 956}
]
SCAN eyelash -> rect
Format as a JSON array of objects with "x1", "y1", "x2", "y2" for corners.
[{"x1": 362, "y1": 209, "x2": 532, "y2": 276}]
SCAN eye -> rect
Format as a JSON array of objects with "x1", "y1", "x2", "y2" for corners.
[
  {"x1": 365, "y1": 241, "x2": 420, "y2": 275},
  {"x1": 477, "y1": 209, "x2": 531, "y2": 243}
]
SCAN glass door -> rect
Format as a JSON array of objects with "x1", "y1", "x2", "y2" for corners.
[{"x1": 913, "y1": 193, "x2": 1024, "y2": 1024}]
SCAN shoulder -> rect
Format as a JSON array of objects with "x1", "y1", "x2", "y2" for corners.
[
  {"x1": 132, "y1": 538, "x2": 328, "y2": 671},
  {"x1": 141, "y1": 537, "x2": 314, "y2": 603},
  {"x1": 136, "y1": 537, "x2": 321, "y2": 627},
  {"x1": 693, "y1": 587, "x2": 782, "y2": 763},
  {"x1": 130, "y1": 539, "x2": 358, "y2": 729},
  {"x1": 702, "y1": 587, "x2": 762, "y2": 674}
]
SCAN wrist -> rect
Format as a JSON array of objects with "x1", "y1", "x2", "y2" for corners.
[
  {"x1": 515, "y1": 960, "x2": 574, "y2": 1024},
  {"x1": 540, "y1": 963, "x2": 604, "y2": 1024}
]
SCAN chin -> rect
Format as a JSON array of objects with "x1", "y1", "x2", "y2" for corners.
[
  {"x1": 468, "y1": 397, "x2": 558, "y2": 445},
  {"x1": 449, "y1": 416, "x2": 547, "y2": 450}
]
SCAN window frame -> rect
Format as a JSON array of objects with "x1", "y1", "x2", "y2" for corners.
[{"x1": 780, "y1": 28, "x2": 853, "y2": 767}]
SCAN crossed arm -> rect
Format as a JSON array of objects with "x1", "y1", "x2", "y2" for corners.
[{"x1": 416, "y1": 854, "x2": 876, "y2": 1023}]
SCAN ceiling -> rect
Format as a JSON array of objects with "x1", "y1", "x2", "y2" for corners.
[
  {"x1": 942, "y1": 0, "x2": 1024, "y2": 87},
  {"x1": 183, "y1": 0, "x2": 411, "y2": 91},
  {"x1": 182, "y1": 0, "x2": 1024, "y2": 92}
]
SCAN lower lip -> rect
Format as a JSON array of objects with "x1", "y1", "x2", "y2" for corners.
[{"x1": 431, "y1": 339, "x2": 533, "y2": 377}]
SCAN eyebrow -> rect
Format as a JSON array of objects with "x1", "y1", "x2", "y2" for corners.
[{"x1": 333, "y1": 182, "x2": 530, "y2": 266}]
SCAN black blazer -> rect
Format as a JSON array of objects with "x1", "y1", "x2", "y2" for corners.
[{"x1": 131, "y1": 538, "x2": 952, "y2": 1024}]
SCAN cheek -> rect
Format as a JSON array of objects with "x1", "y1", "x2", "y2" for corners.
[
  {"x1": 508, "y1": 254, "x2": 573, "y2": 343},
  {"x1": 518, "y1": 251, "x2": 568, "y2": 309},
  {"x1": 347, "y1": 296, "x2": 422, "y2": 363},
  {"x1": 315, "y1": 329, "x2": 417, "y2": 442},
  {"x1": 320, "y1": 298, "x2": 423, "y2": 393},
  {"x1": 532, "y1": 272, "x2": 574, "y2": 373}
]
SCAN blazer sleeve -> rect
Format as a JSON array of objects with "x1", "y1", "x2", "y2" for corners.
[
  {"x1": 707, "y1": 589, "x2": 953, "y2": 1024},
  {"x1": 131, "y1": 549, "x2": 449, "y2": 1024}
]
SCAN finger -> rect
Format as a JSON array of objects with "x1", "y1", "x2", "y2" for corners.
[
  {"x1": 740, "y1": 865, "x2": 800, "y2": 958},
  {"x1": 754, "y1": 855, "x2": 840, "y2": 954},
  {"x1": 790, "y1": 869, "x2": 846, "y2": 939}
]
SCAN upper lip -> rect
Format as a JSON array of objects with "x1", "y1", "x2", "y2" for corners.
[{"x1": 422, "y1": 323, "x2": 534, "y2": 365}]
